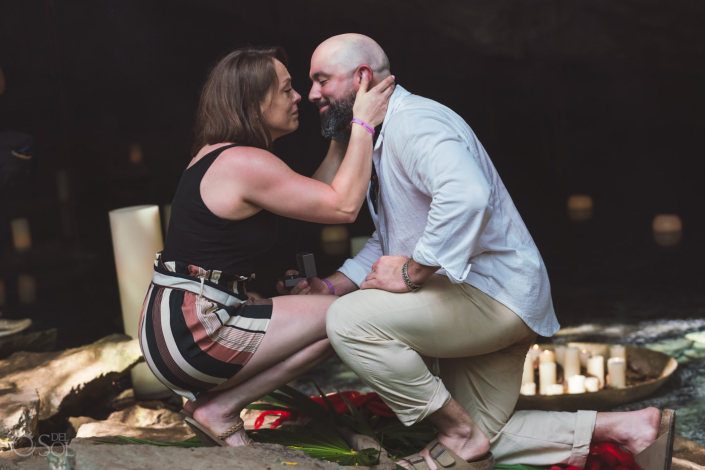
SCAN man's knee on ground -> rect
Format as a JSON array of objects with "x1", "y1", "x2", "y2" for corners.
[{"x1": 325, "y1": 296, "x2": 359, "y2": 348}]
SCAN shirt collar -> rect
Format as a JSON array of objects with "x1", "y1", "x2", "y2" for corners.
[{"x1": 374, "y1": 84, "x2": 411, "y2": 151}]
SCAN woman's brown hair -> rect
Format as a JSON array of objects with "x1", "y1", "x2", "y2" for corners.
[{"x1": 192, "y1": 46, "x2": 288, "y2": 155}]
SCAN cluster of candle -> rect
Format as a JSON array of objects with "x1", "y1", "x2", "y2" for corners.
[{"x1": 521, "y1": 344, "x2": 628, "y2": 396}]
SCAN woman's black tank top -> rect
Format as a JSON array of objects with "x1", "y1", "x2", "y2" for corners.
[{"x1": 162, "y1": 144, "x2": 278, "y2": 275}]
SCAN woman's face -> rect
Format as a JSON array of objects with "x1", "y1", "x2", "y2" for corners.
[{"x1": 260, "y1": 59, "x2": 302, "y2": 141}]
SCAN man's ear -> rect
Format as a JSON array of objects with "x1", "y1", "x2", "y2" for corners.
[{"x1": 354, "y1": 64, "x2": 374, "y2": 90}]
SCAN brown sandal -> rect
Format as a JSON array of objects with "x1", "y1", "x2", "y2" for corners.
[
  {"x1": 634, "y1": 410, "x2": 676, "y2": 470},
  {"x1": 180, "y1": 410, "x2": 253, "y2": 447},
  {"x1": 400, "y1": 439, "x2": 495, "y2": 470}
]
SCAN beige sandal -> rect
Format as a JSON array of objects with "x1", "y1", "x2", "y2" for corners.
[
  {"x1": 400, "y1": 439, "x2": 495, "y2": 470},
  {"x1": 634, "y1": 409, "x2": 676, "y2": 470},
  {"x1": 180, "y1": 410, "x2": 253, "y2": 447}
]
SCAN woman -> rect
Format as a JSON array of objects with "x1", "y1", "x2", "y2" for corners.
[{"x1": 138, "y1": 46, "x2": 394, "y2": 447}]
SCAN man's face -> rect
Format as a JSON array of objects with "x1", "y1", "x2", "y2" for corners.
[{"x1": 309, "y1": 56, "x2": 357, "y2": 138}]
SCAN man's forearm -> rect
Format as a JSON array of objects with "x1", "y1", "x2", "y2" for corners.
[
  {"x1": 407, "y1": 258, "x2": 440, "y2": 285},
  {"x1": 325, "y1": 271, "x2": 359, "y2": 296}
]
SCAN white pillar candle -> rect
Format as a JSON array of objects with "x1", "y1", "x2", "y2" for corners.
[
  {"x1": 554, "y1": 345, "x2": 567, "y2": 368},
  {"x1": 568, "y1": 375, "x2": 587, "y2": 394},
  {"x1": 564, "y1": 347, "x2": 580, "y2": 379},
  {"x1": 539, "y1": 349, "x2": 556, "y2": 364},
  {"x1": 539, "y1": 362, "x2": 557, "y2": 395},
  {"x1": 321, "y1": 225, "x2": 349, "y2": 256},
  {"x1": 350, "y1": 235, "x2": 371, "y2": 258},
  {"x1": 109, "y1": 205, "x2": 169, "y2": 398},
  {"x1": 608, "y1": 357, "x2": 627, "y2": 389},
  {"x1": 580, "y1": 349, "x2": 591, "y2": 368},
  {"x1": 528, "y1": 344, "x2": 542, "y2": 364},
  {"x1": 129, "y1": 143, "x2": 143, "y2": 165},
  {"x1": 610, "y1": 345, "x2": 626, "y2": 360},
  {"x1": 11, "y1": 218, "x2": 32, "y2": 252},
  {"x1": 587, "y1": 355, "x2": 605, "y2": 389},
  {"x1": 522, "y1": 354, "x2": 535, "y2": 384},
  {"x1": 56, "y1": 170, "x2": 70, "y2": 202},
  {"x1": 546, "y1": 384, "x2": 564, "y2": 396},
  {"x1": 520, "y1": 382, "x2": 536, "y2": 396},
  {"x1": 567, "y1": 195, "x2": 593, "y2": 222},
  {"x1": 18, "y1": 275, "x2": 36, "y2": 304},
  {"x1": 585, "y1": 377, "x2": 599, "y2": 392},
  {"x1": 652, "y1": 214, "x2": 682, "y2": 247}
]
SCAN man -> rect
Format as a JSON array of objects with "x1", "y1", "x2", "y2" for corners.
[{"x1": 279, "y1": 34, "x2": 669, "y2": 470}]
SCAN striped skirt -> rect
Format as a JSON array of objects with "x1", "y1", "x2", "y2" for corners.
[{"x1": 139, "y1": 254, "x2": 273, "y2": 400}]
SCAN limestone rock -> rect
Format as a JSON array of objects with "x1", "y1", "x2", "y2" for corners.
[
  {"x1": 684, "y1": 332, "x2": 705, "y2": 344},
  {"x1": 0, "y1": 329, "x2": 57, "y2": 360},
  {"x1": 647, "y1": 338, "x2": 694, "y2": 357},
  {"x1": 0, "y1": 335, "x2": 142, "y2": 421},
  {"x1": 72, "y1": 405, "x2": 193, "y2": 443},
  {"x1": 67, "y1": 442, "x2": 341, "y2": 470},
  {"x1": 674, "y1": 434, "x2": 705, "y2": 470},
  {"x1": 0, "y1": 389, "x2": 39, "y2": 450},
  {"x1": 75, "y1": 422, "x2": 194, "y2": 443}
]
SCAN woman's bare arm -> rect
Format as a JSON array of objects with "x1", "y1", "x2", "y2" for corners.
[{"x1": 311, "y1": 139, "x2": 348, "y2": 185}]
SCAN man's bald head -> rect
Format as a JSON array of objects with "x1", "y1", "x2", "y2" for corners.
[
  {"x1": 308, "y1": 34, "x2": 391, "y2": 138},
  {"x1": 311, "y1": 34, "x2": 390, "y2": 82}
]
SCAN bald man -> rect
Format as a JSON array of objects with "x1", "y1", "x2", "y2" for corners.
[{"x1": 279, "y1": 34, "x2": 670, "y2": 470}]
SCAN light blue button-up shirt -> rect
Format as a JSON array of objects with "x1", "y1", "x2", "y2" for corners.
[{"x1": 339, "y1": 85, "x2": 560, "y2": 337}]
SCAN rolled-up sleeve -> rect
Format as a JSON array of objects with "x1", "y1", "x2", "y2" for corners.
[
  {"x1": 338, "y1": 230, "x2": 383, "y2": 287},
  {"x1": 388, "y1": 114, "x2": 492, "y2": 283}
]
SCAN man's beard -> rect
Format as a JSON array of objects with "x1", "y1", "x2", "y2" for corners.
[{"x1": 319, "y1": 89, "x2": 356, "y2": 139}]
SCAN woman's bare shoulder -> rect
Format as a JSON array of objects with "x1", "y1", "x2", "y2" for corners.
[{"x1": 215, "y1": 145, "x2": 288, "y2": 178}]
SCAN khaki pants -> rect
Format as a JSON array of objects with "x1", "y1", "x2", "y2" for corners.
[{"x1": 326, "y1": 274, "x2": 597, "y2": 467}]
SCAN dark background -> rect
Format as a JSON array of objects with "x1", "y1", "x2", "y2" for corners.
[{"x1": 1, "y1": 0, "x2": 703, "y2": 349}]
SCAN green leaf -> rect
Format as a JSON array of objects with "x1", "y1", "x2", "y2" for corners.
[
  {"x1": 335, "y1": 388, "x2": 377, "y2": 440},
  {"x1": 243, "y1": 403, "x2": 291, "y2": 412}
]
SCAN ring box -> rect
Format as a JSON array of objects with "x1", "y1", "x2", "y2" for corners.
[{"x1": 282, "y1": 252, "x2": 317, "y2": 287}]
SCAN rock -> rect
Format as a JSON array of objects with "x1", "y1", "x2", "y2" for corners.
[
  {"x1": 692, "y1": 342, "x2": 705, "y2": 350},
  {"x1": 674, "y1": 434, "x2": 705, "y2": 470},
  {"x1": 0, "y1": 330, "x2": 57, "y2": 360},
  {"x1": 67, "y1": 442, "x2": 341, "y2": 470},
  {"x1": 108, "y1": 389, "x2": 136, "y2": 411},
  {"x1": 72, "y1": 405, "x2": 193, "y2": 443},
  {"x1": 685, "y1": 332, "x2": 705, "y2": 344},
  {"x1": 75, "y1": 422, "x2": 194, "y2": 443},
  {"x1": 0, "y1": 388, "x2": 39, "y2": 451},
  {"x1": 647, "y1": 338, "x2": 694, "y2": 357},
  {"x1": 683, "y1": 349, "x2": 705, "y2": 359},
  {"x1": 0, "y1": 335, "x2": 142, "y2": 421}
]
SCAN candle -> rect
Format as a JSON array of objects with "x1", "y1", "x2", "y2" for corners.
[
  {"x1": 109, "y1": 205, "x2": 169, "y2": 398},
  {"x1": 580, "y1": 349, "x2": 591, "y2": 368},
  {"x1": 528, "y1": 344, "x2": 542, "y2": 364},
  {"x1": 520, "y1": 382, "x2": 536, "y2": 396},
  {"x1": 587, "y1": 355, "x2": 605, "y2": 389},
  {"x1": 567, "y1": 195, "x2": 593, "y2": 222},
  {"x1": 546, "y1": 384, "x2": 564, "y2": 396},
  {"x1": 568, "y1": 375, "x2": 586, "y2": 394},
  {"x1": 539, "y1": 362, "x2": 557, "y2": 395},
  {"x1": 554, "y1": 345, "x2": 567, "y2": 368},
  {"x1": 129, "y1": 143, "x2": 144, "y2": 165},
  {"x1": 56, "y1": 170, "x2": 70, "y2": 202},
  {"x1": 608, "y1": 357, "x2": 627, "y2": 389},
  {"x1": 564, "y1": 347, "x2": 580, "y2": 379},
  {"x1": 539, "y1": 349, "x2": 556, "y2": 364},
  {"x1": 350, "y1": 235, "x2": 371, "y2": 258},
  {"x1": 610, "y1": 345, "x2": 626, "y2": 360},
  {"x1": 585, "y1": 377, "x2": 599, "y2": 392},
  {"x1": 653, "y1": 214, "x2": 682, "y2": 247},
  {"x1": 522, "y1": 354, "x2": 535, "y2": 384},
  {"x1": 18, "y1": 275, "x2": 36, "y2": 304},
  {"x1": 321, "y1": 225, "x2": 349, "y2": 256},
  {"x1": 11, "y1": 218, "x2": 32, "y2": 252}
]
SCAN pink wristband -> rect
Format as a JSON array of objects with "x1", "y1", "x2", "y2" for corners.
[
  {"x1": 351, "y1": 118, "x2": 375, "y2": 135},
  {"x1": 322, "y1": 278, "x2": 335, "y2": 295}
]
